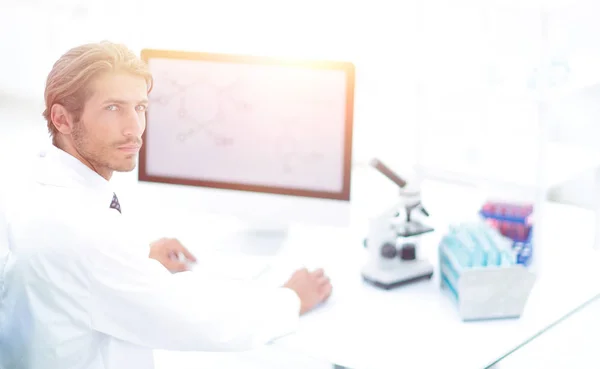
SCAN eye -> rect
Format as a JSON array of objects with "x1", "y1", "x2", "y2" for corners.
[
  {"x1": 106, "y1": 104, "x2": 118, "y2": 111},
  {"x1": 135, "y1": 105, "x2": 147, "y2": 112}
]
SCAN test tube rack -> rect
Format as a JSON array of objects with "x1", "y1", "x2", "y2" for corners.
[
  {"x1": 439, "y1": 242, "x2": 536, "y2": 321},
  {"x1": 439, "y1": 201, "x2": 537, "y2": 321},
  {"x1": 480, "y1": 201, "x2": 534, "y2": 266}
]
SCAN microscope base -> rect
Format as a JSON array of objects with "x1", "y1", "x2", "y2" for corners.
[{"x1": 362, "y1": 260, "x2": 434, "y2": 290}]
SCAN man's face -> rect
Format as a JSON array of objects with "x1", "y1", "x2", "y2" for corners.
[{"x1": 72, "y1": 72, "x2": 148, "y2": 175}]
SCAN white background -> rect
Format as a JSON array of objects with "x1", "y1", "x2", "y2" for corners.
[
  {"x1": 2, "y1": 0, "x2": 600, "y2": 188},
  {"x1": 2, "y1": 1, "x2": 600, "y2": 368}
]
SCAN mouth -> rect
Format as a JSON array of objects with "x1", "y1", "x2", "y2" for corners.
[{"x1": 118, "y1": 145, "x2": 141, "y2": 153}]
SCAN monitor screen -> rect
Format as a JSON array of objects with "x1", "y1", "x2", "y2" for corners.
[{"x1": 139, "y1": 49, "x2": 355, "y2": 201}]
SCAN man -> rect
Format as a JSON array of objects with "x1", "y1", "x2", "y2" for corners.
[{"x1": 0, "y1": 41, "x2": 332, "y2": 369}]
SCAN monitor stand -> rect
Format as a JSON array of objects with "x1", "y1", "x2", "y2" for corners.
[
  {"x1": 215, "y1": 223, "x2": 290, "y2": 257},
  {"x1": 189, "y1": 224, "x2": 289, "y2": 281}
]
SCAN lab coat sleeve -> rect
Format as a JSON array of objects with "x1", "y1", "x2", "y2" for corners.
[
  {"x1": 83, "y1": 234, "x2": 301, "y2": 352},
  {"x1": 0, "y1": 192, "x2": 9, "y2": 282}
]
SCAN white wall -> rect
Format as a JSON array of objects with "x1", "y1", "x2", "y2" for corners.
[
  {"x1": 2, "y1": 0, "x2": 600, "y2": 207},
  {"x1": 0, "y1": 94, "x2": 48, "y2": 178},
  {"x1": 0, "y1": 0, "x2": 422, "y2": 173}
]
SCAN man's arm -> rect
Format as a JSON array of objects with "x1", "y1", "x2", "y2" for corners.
[
  {"x1": 0, "y1": 192, "x2": 10, "y2": 281},
  {"x1": 81, "y1": 233, "x2": 302, "y2": 352}
]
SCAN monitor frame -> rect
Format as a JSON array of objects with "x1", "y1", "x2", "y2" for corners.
[{"x1": 138, "y1": 48, "x2": 355, "y2": 201}]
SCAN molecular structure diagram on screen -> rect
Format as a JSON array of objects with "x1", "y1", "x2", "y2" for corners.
[
  {"x1": 150, "y1": 73, "x2": 329, "y2": 174},
  {"x1": 278, "y1": 120, "x2": 326, "y2": 175},
  {"x1": 150, "y1": 74, "x2": 252, "y2": 146},
  {"x1": 282, "y1": 149, "x2": 325, "y2": 174}
]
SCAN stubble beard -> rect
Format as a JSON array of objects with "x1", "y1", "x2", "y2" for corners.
[{"x1": 71, "y1": 120, "x2": 136, "y2": 174}]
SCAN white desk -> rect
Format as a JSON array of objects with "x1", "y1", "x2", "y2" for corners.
[
  {"x1": 268, "y1": 223, "x2": 600, "y2": 369},
  {"x1": 145, "y1": 175, "x2": 600, "y2": 369}
]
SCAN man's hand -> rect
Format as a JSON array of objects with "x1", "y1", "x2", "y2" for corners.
[
  {"x1": 149, "y1": 238, "x2": 197, "y2": 273},
  {"x1": 283, "y1": 268, "x2": 332, "y2": 315}
]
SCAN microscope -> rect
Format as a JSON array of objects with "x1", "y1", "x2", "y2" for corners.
[{"x1": 361, "y1": 159, "x2": 435, "y2": 289}]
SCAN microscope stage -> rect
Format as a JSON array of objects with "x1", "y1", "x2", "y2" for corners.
[
  {"x1": 362, "y1": 260, "x2": 434, "y2": 290},
  {"x1": 394, "y1": 221, "x2": 435, "y2": 238}
]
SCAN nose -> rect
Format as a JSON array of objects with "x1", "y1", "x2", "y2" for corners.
[{"x1": 122, "y1": 107, "x2": 145, "y2": 138}]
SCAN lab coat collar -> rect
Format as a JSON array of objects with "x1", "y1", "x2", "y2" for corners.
[{"x1": 35, "y1": 144, "x2": 115, "y2": 205}]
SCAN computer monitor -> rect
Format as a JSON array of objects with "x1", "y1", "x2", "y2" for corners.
[{"x1": 138, "y1": 48, "x2": 355, "y2": 256}]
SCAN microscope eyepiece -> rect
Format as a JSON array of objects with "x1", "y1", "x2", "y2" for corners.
[{"x1": 369, "y1": 158, "x2": 407, "y2": 189}]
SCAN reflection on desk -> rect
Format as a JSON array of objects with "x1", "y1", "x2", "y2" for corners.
[{"x1": 490, "y1": 293, "x2": 600, "y2": 369}]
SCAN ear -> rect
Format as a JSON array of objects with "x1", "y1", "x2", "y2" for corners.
[{"x1": 50, "y1": 104, "x2": 75, "y2": 135}]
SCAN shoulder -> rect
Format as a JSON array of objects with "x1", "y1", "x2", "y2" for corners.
[{"x1": 7, "y1": 184, "x2": 115, "y2": 253}]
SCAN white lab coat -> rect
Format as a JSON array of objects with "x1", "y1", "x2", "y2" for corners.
[{"x1": 0, "y1": 145, "x2": 301, "y2": 369}]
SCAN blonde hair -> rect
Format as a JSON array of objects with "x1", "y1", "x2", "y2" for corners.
[{"x1": 42, "y1": 41, "x2": 153, "y2": 139}]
